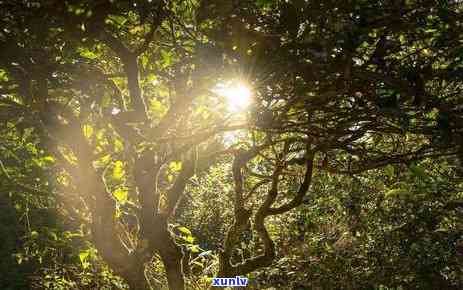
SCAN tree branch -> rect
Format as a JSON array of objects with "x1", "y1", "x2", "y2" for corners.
[
  {"x1": 99, "y1": 31, "x2": 147, "y2": 119},
  {"x1": 268, "y1": 152, "x2": 315, "y2": 215}
]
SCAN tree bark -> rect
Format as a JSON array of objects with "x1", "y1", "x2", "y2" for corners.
[
  {"x1": 158, "y1": 232, "x2": 185, "y2": 290},
  {"x1": 123, "y1": 263, "x2": 151, "y2": 290}
]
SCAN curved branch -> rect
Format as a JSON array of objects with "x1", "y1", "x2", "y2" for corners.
[
  {"x1": 99, "y1": 31, "x2": 147, "y2": 119},
  {"x1": 268, "y1": 152, "x2": 315, "y2": 215}
]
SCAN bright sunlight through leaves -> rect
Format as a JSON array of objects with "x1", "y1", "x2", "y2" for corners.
[{"x1": 214, "y1": 82, "x2": 252, "y2": 111}]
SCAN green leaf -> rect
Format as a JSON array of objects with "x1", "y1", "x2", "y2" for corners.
[
  {"x1": 184, "y1": 235, "x2": 195, "y2": 244},
  {"x1": 324, "y1": 242, "x2": 333, "y2": 253},
  {"x1": 79, "y1": 251, "x2": 89, "y2": 264},
  {"x1": 108, "y1": 15, "x2": 128, "y2": 27},
  {"x1": 384, "y1": 165, "x2": 395, "y2": 178},
  {"x1": 83, "y1": 124, "x2": 94, "y2": 138},
  {"x1": 160, "y1": 50, "x2": 173, "y2": 67},
  {"x1": 114, "y1": 139, "x2": 124, "y2": 152},
  {"x1": 113, "y1": 188, "x2": 128, "y2": 203},
  {"x1": 385, "y1": 188, "x2": 408, "y2": 198},
  {"x1": 169, "y1": 161, "x2": 182, "y2": 172},
  {"x1": 410, "y1": 164, "x2": 427, "y2": 179},
  {"x1": 0, "y1": 69, "x2": 9, "y2": 81},
  {"x1": 15, "y1": 253, "x2": 23, "y2": 265},
  {"x1": 256, "y1": 0, "x2": 274, "y2": 8},
  {"x1": 79, "y1": 250, "x2": 91, "y2": 269},
  {"x1": 100, "y1": 154, "x2": 111, "y2": 164},
  {"x1": 42, "y1": 156, "x2": 55, "y2": 164},
  {"x1": 178, "y1": 226, "x2": 192, "y2": 236},
  {"x1": 112, "y1": 160, "x2": 124, "y2": 180},
  {"x1": 77, "y1": 47, "x2": 98, "y2": 59},
  {"x1": 150, "y1": 99, "x2": 165, "y2": 113},
  {"x1": 190, "y1": 245, "x2": 200, "y2": 253},
  {"x1": 49, "y1": 231, "x2": 58, "y2": 241}
]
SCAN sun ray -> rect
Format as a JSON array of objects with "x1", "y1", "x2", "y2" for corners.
[{"x1": 214, "y1": 81, "x2": 252, "y2": 112}]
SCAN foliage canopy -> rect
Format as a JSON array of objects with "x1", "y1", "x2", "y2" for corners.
[{"x1": 0, "y1": 0, "x2": 462, "y2": 289}]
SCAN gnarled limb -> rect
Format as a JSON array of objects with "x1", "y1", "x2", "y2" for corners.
[{"x1": 219, "y1": 146, "x2": 315, "y2": 277}]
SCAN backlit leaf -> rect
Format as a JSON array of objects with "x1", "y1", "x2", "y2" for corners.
[{"x1": 113, "y1": 188, "x2": 128, "y2": 203}]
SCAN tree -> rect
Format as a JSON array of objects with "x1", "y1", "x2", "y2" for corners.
[
  {"x1": 198, "y1": 0, "x2": 463, "y2": 284},
  {"x1": 1, "y1": 0, "x2": 462, "y2": 289},
  {"x1": 0, "y1": 1, "x2": 229, "y2": 289}
]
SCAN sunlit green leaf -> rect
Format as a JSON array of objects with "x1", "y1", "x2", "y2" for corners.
[
  {"x1": 83, "y1": 124, "x2": 94, "y2": 138},
  {"x1": 113, "y1": 188, "x2": 128, "y2": 203},
  {"x1": 169, "y1": 161, "x2": 182, "y2": 172},
  {"x1": 112, "y1": 160, "x2": 124, "y2": 180},
  {"x1": 77, "y1": 47, "x2": 97, "y2": 59},
  {"x1": 183, "y1": 235, "x2": 195, "y2": 244},
  {"x1": 178, "y1": 226, "x2": 191, "y2": 236},
  {"x1": 79, "y1": 251, "x2": 89, "y2": 263}
]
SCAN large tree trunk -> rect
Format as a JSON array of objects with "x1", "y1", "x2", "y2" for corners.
[
  {"x1": 157, "y1": 230, "x2": 185, "y2": 290},
  {"x1": 159, "y1": 247, "x2": 185, "y2": 290},
  {"x1": 123, "y1": 263, "x2": 151, "y2": 290}
]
